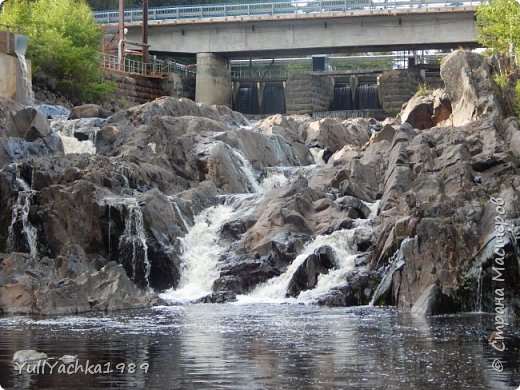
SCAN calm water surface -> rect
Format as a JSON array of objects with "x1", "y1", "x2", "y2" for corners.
[{"x1": 0, "y1": 304, "x2": 518, "y2": 389}]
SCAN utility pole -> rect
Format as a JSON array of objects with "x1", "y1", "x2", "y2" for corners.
[
  {"x1": 118, "y1": 0, "x2": 126, "y2": 71},
  {"x1": 142, "y1": 0, "x2": 149, "y2": 66}
]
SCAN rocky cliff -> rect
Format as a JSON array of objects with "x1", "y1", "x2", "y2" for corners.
[{"x1": 0, "y1": 50, "x2": 518, "y2": 316}]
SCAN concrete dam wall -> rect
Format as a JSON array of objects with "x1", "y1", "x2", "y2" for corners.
[{"x1": 230, "y1": 69, "x2": 427, "y2": 117}]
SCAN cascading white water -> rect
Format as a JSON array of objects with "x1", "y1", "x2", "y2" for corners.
[
  {"x1": 105, "y1": 197, "x2": 150, "y2": 289},
  {"x1": 160, "y1": 156, "x2": 287, "y2": 303},
  {"x1": 7, "y1": 191, "x2": 38, "y2": 259},
  {"x1": 160, "y1": 204, "x2": 236, "y2": 302},
  {"x1": 168, "y1": 197, "x2": 190, "y2": 232},
  {"x1": 237, "y1": 200, "x2": 380, "y2": 304},
  {"x1": 309, "y1": 147, "x2": 327, "y2": 166},
  {"x1": 230, "y1": 149, "x2": 261, "y2": 193},
  {"x1": 50, "y1": 119, "x2": 96, "y2": 155},
  {"x1": 15, "y1": 53, "x2": 34, "y2": 106},
  {"x1": 6, "y1": 166, "x2": 38, "y2": 259},
  {"x1": 238, "y1": 229, "x2": 358, "y2": 304}
]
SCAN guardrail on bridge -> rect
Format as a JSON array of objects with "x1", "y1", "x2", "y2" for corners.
[{"x1": 93, "y1": 0, "x2": 481, "y2": 24}]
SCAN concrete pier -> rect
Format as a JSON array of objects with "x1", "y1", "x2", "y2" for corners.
[{"x1": 195, "y1": 53, "x2": 232, "y2": 106}]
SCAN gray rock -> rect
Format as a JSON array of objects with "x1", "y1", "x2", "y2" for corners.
[
  {"x1": 411, "y1": 284, "x2": 456, "y2": 316},
  {"x1": 7, "y1": 107, "x2": 51, "y2": 141},
  {"x1": 69, "y1": 104, "x2": 111, "y2": 119},
  {"x1": 13, "y1": 350, "x2": 48, "y2": 364}
]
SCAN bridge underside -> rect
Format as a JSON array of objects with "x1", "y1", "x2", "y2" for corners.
[
  {"x1": 124, "y1": 8, "x2": 479, "y2": 105},
  {"x1": 127, "y1": 8, "x2": 479, "y2": 58}
]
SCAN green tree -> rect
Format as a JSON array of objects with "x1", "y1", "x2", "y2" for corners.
[
  {"x1": 477, "y1": 0, "x2": 520, "y2": 57},
  {"x1": 477, "y1": 0, "x2": 520, "y2": 115},
  {"x1": 0, "y1": 0, "x2": 114, "y2": 103}
]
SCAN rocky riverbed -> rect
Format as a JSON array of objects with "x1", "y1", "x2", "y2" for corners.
[{"x1": 0, "y1": 50, "x2": 519, "y2": 316}]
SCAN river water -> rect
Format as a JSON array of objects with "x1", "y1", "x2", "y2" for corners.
[{"x1": 0, "y1": 305, "x2": 519, "y2": 389}]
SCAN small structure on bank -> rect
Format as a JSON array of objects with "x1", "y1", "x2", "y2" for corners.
[{"x1": 0, "y1": 30, "x2": 33, "y2": 105}]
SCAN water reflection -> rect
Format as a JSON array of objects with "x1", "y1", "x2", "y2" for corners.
[{"x1": 0, "y1": 305, "x2": 518, "y2": 389}]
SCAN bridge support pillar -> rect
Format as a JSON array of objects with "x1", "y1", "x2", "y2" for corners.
[{"x1": 195, "y1": 53, "x2": 231, "y2": 106}]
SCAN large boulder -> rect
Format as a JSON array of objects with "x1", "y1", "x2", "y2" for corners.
[
  {"x1": 69, "y1": 104, "x2": 111, "y2": 119},
  {"x1": 299, "y1": 117, "x2": 371, "y2": 152},
  {"x1": 400, "y1": 90, "x2": 452, "y2": 130},
  {"x1": 6, "y1": 107, "x2": 51, "y2": 141},
  {"x1": 0, "y1": 252, "x2": 161, "y2": 315},
  {"x1": 440, "y1": 50, "x2": 500, "y2": 125}
]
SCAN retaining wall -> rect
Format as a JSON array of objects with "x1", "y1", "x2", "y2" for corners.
[{"x1": 104, "y1": 72, "x2": 195, "y2": 105}]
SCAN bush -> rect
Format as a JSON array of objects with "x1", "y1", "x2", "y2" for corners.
[
  {"x1": 416, "y1": 83, "x2": 431, "y2": 97},
  {"x1": 0, "y1": 0, "x2": 115, "y2": 104}
]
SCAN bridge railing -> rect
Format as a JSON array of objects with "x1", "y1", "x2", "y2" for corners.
[
  {"x1": 101, "y1": 53, "x2": 196, "y2": 77},
  {"x1": 93, "y1": 0, "x2": 482, "y2": 24}
]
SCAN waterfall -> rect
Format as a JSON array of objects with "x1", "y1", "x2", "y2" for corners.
[
  {"x1": 160, "y1": 165, "x2": 287, "y2": 303},
  {"x1": 309, "y1": 147, "x2": 327, "y2": 166},
  {"x1": 355, "y1": 84, "x2": 381, "y2": 110},
  {"x1": 169, "y1": 197, "x2": 190, "y2": 232},
  {"x1": 262, "y1": 84, "x2": 286, "y2": 115},
  {"x1": 237, "y1": 201, "x2": 380, "y2": 304},
  {"x1": 6, "y1": 167, "x2": 38, "y2": 259},
  {"x1": 237, "y1": 86, "x2": 259, "y2": 115},
  {"x1": 333, "y1": 85, "x2": 354, "y2": 111},
  {"x1": 15, "y1": 54, "x2": 34, "y2": 106},
  {"x1": 230, "y1": 149, "x2": 262, "y2": 193},
  {"x1": 105, "y1": 197, "x2": 150, "y2": 289},
  {"x1": 240, "y1": 229, "x2": 358, "y2": 303},
  {"x1": 369, "y1": 248, "x2": 406, "y2": 306},
  {"x1": 7, "y1": 191, "x2": 38, "y2": 259},
  {"x1": 474, "y1": 265, "x2": 483, "y2": 313},
  {"x1": 50, "y1": 119, "x2": 97, "y2": 155},
  {"x1": 160, "y1": 204, "x2": 236, "y2": 302}
]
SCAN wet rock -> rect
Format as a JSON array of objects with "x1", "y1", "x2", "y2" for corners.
[
  {"x1": 411, "y1": 283, "x2": 457, "y2": 316},
  {"x1": 194, "y1": 291, "x2": 237, "y2": 303},
  {"x1": 214, "y1": 257, "x2": 282, "y2": 294},
  {"x1": 316, "y1": 269, "x2": 379, "y2": 307},
  {"x1": 286, "y1": 246, "x2": 335, "y2": 297},
  {"x1": 335, "y1": 196, "x2": 371, "y2": 219}
]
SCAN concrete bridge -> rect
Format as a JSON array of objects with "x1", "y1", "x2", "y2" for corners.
[{"x1": 96, "y1": 0, "x2": 481, "y2": 106}]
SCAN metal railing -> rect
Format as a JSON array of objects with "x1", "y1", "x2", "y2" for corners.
[
  {"x1": 93, "y1": 0, "x2": 481, "y2": 24},
  {"x1": 102, "y1": 53, "x2": 196, "y2": 77},
  {"x1": 229, "y1": 52, "x2": 445, "y2": 79}
]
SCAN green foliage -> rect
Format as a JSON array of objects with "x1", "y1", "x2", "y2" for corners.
[
  {"x1": 416, "y1": 83, "x2": 431, "y2": 97},
  {"x1": 477, "y1": 0, "x2": 520, "y2": 116},
  {"x1": 0, "y1": 0, "x2": 114, "y2": 103},
  {"x1": 476, "y1": 0, "x2": 520, "y2": 56}
]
